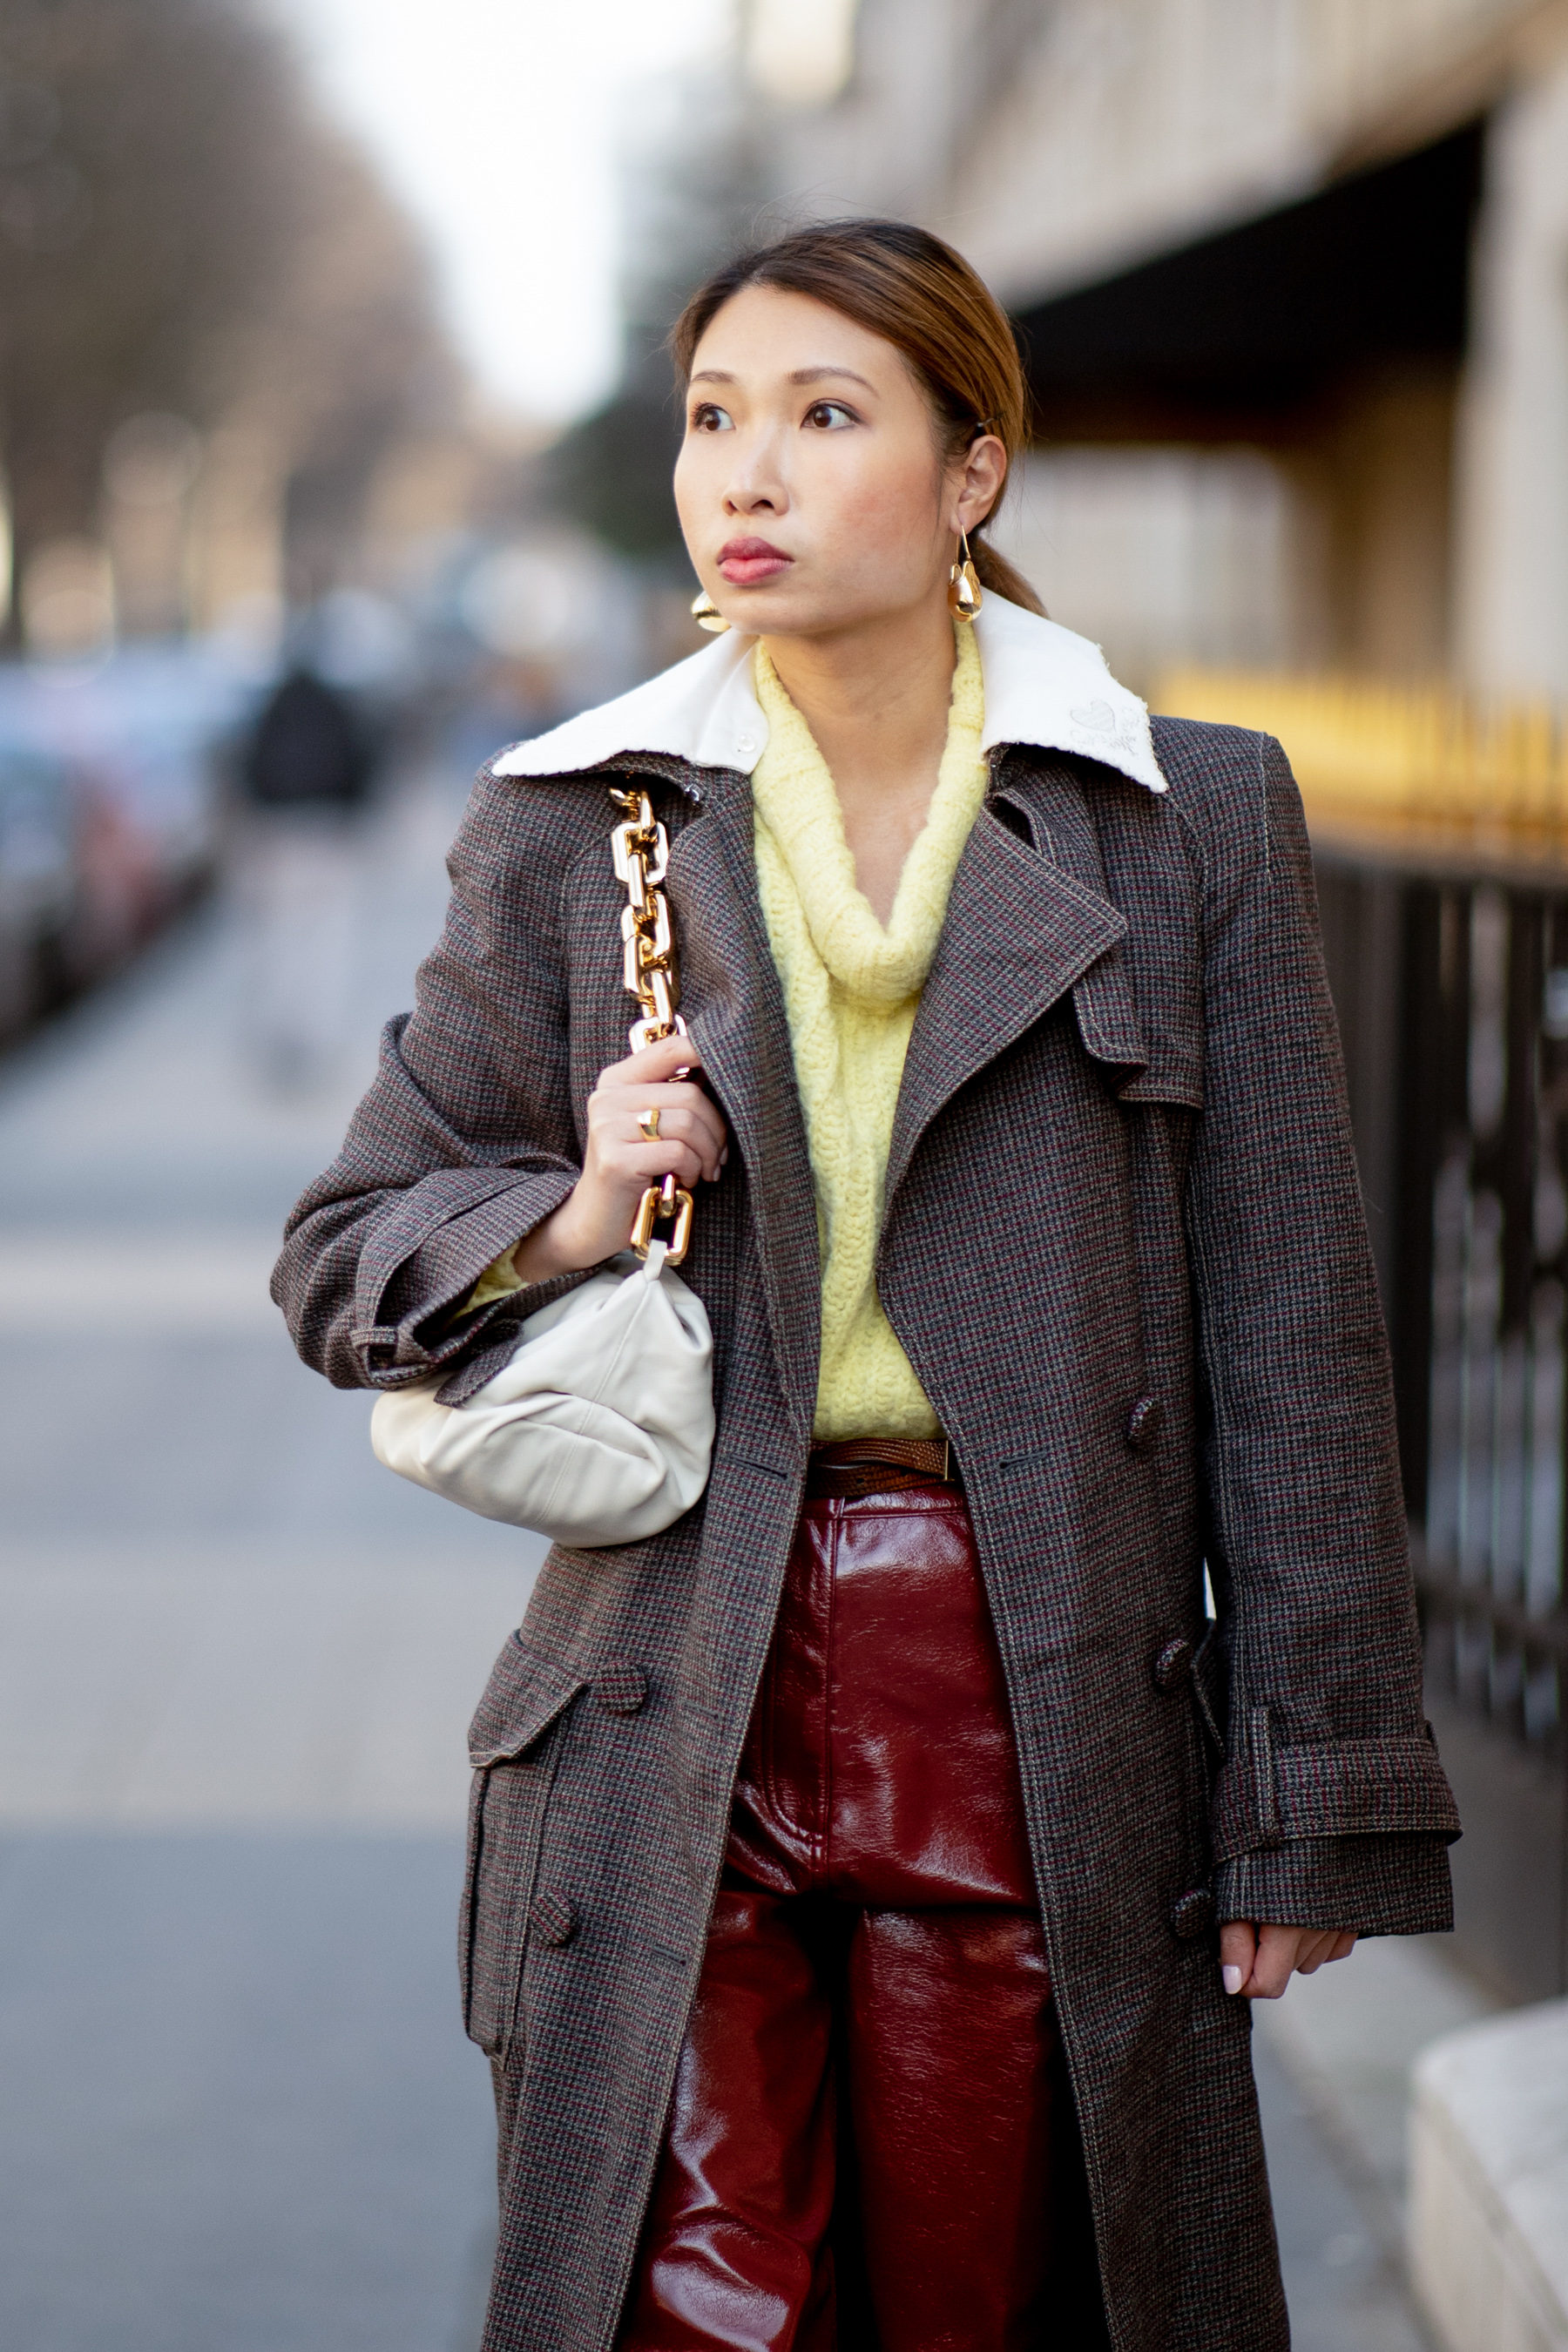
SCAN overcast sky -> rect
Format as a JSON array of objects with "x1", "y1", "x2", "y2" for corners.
[{"x1": 273, "y1": 0, "x2": 733, "y2": 426}]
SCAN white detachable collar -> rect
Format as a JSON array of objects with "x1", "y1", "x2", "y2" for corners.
[{"x1": 491, "y1": 595, "x2": 1166, "y2": 795}]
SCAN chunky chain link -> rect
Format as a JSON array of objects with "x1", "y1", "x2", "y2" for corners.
[{"x1": 610, "y1": 785, "x2": 693, "y2": 1266}]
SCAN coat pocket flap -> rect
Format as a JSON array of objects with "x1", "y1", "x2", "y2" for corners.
[
  {"x1": 1115, "y1": 1031, "x2": 1203, "y2": 1111},
  {"x1": 1071, "y1": 943, "x2": 1204, "y2": 1109},
  {"x1": 468, "y1": 1635, "x2": 586, "y2": 1767},
  {"x1": 1071, "y1": 944, "x2": 1147, "y2": 1087}
]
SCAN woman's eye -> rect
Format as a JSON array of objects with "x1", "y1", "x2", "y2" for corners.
[
  {"x1": 690, "y1": 402, "x2": 733, "y2": 433},
  {"x1": 804, "y1": 401, "x2": 855, "y2": 430}
]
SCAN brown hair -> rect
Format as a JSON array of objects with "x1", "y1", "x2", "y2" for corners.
[{"x1": 669, "y1": 219, "x2": 1044, "y2": 615}]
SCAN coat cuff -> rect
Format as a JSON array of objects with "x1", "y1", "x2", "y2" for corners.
[
  {"x1": 1216, "y1": 1833, "x2": 1454, "y2": 1936},
  {"x1": 1210, "y1": 1709, "x2": 1461, "y2": 1862},
  {"x1": 347, "y1": 1172, "x2": 579, "y2": 1388}
]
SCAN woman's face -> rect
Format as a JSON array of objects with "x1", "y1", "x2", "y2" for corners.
[{"x1": 673, "y1": 284, "x2": 1005, "y2": 641}]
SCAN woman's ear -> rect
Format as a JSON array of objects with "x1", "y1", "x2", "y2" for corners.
[{"x1": 953, "y1": 434, "x2": 1008, "y2": 534}]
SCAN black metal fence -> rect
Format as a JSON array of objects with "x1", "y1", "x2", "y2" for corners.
[{"x1": 1317, "y1": 851, "x2": 1568, "y2": 1999}]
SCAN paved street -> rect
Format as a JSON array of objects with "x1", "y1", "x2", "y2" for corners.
[
  {"x1": 0, "y1": 774, "x2": 541, "y2": 2352},
  {"x1": 0, "y1": 765, "x2": 1475, "y2": 2349}
]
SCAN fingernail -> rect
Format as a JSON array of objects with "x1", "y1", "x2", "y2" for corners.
[{"x1": 1222, "y1": 1965, "x2": 1243, "y2": 1996}]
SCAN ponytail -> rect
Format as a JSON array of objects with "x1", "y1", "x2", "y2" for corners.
[{"x1": 970, "y1": 535, "x2": 1044, "y2": 618}]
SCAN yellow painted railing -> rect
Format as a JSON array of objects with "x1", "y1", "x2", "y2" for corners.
[{"x1": 1154, "y1": 668, "x2": 1568, "y2": 868}]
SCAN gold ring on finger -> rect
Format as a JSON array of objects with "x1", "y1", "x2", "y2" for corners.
[{"x1": 637, "y1": 1106, "x2": 661, "y2": 1141}]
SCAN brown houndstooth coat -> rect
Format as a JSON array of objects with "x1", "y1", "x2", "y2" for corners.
[{"x1": 275, "y1": 700, "x2": 1459, "y2": 2352}]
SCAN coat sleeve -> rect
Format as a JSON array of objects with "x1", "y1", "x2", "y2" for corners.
[
  {"x1": 271, "y1": 767, "x2": 594, "y2": 1393},
  {"x1": 1180, "y1": 731, "x2": 1460, "y2": 1936}
]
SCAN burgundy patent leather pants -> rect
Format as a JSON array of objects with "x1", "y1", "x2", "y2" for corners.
[{"x1": 620, "y1": 1475, "x2": 1085, "y2": 2352}]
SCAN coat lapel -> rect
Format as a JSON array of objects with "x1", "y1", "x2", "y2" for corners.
[
  {"x1": 885, "y1": 757, "x2": 1146, "y2": 1213},
  {"x1": 666, "y1": 773, "x2": 821, "y2": 1431}
]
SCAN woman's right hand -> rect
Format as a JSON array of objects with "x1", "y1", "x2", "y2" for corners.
[{"x1": 510, "y1": 1034, "x2": 729, "y2": 1283}]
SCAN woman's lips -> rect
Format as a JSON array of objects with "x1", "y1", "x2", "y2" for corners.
[{"x1": 718, "y1": 539, "x2": 793, "y2": 585}]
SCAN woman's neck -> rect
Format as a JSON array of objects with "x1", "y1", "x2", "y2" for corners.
[{"x1": 760, "y1": 591, "x2": 957, "y2": 925}]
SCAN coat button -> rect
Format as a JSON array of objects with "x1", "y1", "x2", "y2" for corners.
[
  {"x1": 1170, "y1": 1888, "x2": 1214, "y2": 1942},
  {"x1": 1126, "y1": 1394, "x2": 1164, "y2": 1452},
  {"x1": 593, "y1": 1660, "x2": 648, "y2": 1717},
  {"x1": 1152, "y1": 1636, "x2": 1193, "y2": 1690},
  {"x1": 531, "y1": 1889, "x2": 578, "y2": 1947}
]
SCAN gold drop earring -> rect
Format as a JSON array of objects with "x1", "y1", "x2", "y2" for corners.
[
  {"x1": 947, "y1": 529, "x2": 983, "y2": 621},
  {"x1": 691, "y1": 587, "x2": 730, "y2": 635}
]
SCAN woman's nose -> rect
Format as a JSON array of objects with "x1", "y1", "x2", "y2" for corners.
[{"x1": 724, "y1": 436, "x2": 788, "y2": 515}]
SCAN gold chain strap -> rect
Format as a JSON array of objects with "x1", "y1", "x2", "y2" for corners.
[{"x1": 610, "y1": 785, "x2": 693, "y2": 1267}]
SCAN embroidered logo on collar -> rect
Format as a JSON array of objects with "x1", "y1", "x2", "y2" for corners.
[{"x1": 1069, "y1": 698, "x2": 1146, "y2": 764}]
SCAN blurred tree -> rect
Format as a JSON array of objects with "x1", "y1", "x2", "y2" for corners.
[
  {"x1": 548, "y1": 394, "x2": 686, "y2": 561},
  {"x1": 0, "y1": 0, "x2": 456, "y2": 640},
  {"x1": 547, "y1": 60, "x2": 759, "y2": 564},
  {"x1": 238, "y1": 128, "x2": 459, "y2": 607}
]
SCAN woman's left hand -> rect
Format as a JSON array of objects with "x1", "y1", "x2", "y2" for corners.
[{"x1": 1219, "y1": 1921, "x2": 1356, "y2": 1998}]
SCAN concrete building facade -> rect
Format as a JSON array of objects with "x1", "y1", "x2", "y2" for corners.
[{"x1": 738, "y1": 0, "x2": 1568, "y2": 698}]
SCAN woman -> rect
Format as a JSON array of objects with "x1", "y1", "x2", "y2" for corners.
[{"x1": 275, "y1": 220, "x2": 1459, "y2": 2352}]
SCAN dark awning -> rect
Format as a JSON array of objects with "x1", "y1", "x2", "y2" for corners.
[{"x1": 1013, "y1": 119, "x2": 1485, "y2": 438}]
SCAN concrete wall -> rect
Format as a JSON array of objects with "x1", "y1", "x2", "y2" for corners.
[
  {"x1": 764, "y1": 0, "x2": 1556, "y2": 305},
  {"x1": 1455, "y1": 46, "x2": 1568, "y2": 695},
  {"x1": 740, "y1": 0, "x2": 1568, "y2": 692},
  {"x1": 990, "y1": 445, "x2": 1301, "y2": 686},
  {"x1": 1410, "y1": 1999, "x2": 1568, "y2": 2351}
]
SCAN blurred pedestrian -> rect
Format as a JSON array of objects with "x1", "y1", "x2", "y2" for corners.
[
  {"x1": 275, "y1": 221, "x2": 1458, "y2": 2352},
  {"x1": 236, "y1": 664, "x2": 379, "y2": 1089},
  {"x1": 242, "y1": 666, "x2": 378, "y2": 814}
]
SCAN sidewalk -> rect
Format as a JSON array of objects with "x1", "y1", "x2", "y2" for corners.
[
  {"x1": 1254, "y1": 1932, "x2": 1500, "y2": 2350},
  {"x1": 0, "y1": 773, "x2": 536, "y2": 2352}
]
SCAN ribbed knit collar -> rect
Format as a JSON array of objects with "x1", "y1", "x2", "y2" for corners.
[{"x1": 749, "y1": 621, "x2": 990, "y2": 1010}]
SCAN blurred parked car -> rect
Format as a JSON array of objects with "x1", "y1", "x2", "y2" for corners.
[
  {"x1": 0, "y1": 641, "x2": 260, "y2": 1046},
  {"x1": 0, "y1": 739, "x2": 74, "y2": 1040}
]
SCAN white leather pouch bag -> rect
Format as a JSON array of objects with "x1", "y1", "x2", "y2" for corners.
[
  {"x1": 369, "y1": 783, "x2": 714, "y2": 1550},
  {"x1": 370, "y1": 1242, "x2": 713, "y2": 1547}
]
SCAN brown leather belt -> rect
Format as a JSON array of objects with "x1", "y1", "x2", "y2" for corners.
[{"x1": 806, "y1": 1436, "x2": 959, "y2": 1499}]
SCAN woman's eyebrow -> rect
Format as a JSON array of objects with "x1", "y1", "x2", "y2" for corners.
[
  {"x1": 787, "y1": 366, "x2": 875, "y2": 390},
  {"x1": 687, "y1": 366, "x2": 876, "y2": 391}
]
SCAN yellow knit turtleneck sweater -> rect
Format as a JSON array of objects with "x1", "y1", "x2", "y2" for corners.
[{"x1": 751, "y1": 621, "x2": 989, "y2": 1441}]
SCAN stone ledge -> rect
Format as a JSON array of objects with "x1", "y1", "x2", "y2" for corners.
[{"x1": 1409, "y1": 1998, "x2": 1568, "y2": 2352}]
